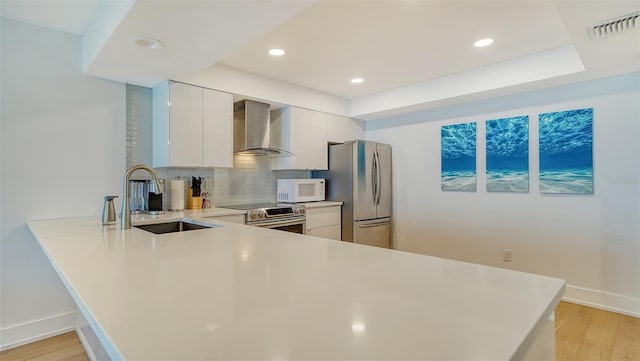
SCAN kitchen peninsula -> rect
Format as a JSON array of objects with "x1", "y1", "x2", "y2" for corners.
[{"x1": 28, "y1": 215, "x2": 564, "y2": 360}]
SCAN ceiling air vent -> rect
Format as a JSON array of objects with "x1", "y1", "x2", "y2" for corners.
[{"x1": 588, "y1": 11, "x2": 639, "y2": 39}]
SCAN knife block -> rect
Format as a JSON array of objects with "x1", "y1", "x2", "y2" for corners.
[{"x1": 187, "y1": 190, "x2": 202, "y2": 210}]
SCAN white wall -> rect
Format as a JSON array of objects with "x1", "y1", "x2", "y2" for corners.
[
  {"x1": 0, "y1": 18, "x2": 125, "y2": 348},
  {"x1": 366, "y1": 72, "x2": 640, "y2": 316}
]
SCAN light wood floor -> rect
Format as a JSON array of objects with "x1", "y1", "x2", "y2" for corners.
[
  {"x1": 0, "y1": 331, "x2": 88, "y2": 361},
  {"x1": 1, "y1": 301, "x2": 638, "y2": 361},
  {"x1": 555, "y1": 301, "x2": 639, "y2": 361}
]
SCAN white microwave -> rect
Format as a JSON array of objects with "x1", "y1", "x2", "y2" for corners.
[{"x1": 277, "y1": 179, "x2": 325, "y2": 203}]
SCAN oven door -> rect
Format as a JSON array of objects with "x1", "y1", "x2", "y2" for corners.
[{"x1": 250, "y1": 218, "x2": 306, "y2": 234}]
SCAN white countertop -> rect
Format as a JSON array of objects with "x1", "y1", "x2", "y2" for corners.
[
  {"x1": 28, "y1": 216, "x2": 564, "y2": 360},
  {"x1": 129, "y1": 207, "x2": 247, "y2": 225}
]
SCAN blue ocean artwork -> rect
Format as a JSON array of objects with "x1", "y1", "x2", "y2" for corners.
[
  {"x1": 441, "y1": 122, "x2": 476, "y2": 191},
  {"x1": 486, "y1": 116, "x2": 529, "y2": 193},
  {"x1": 539, "y1": 108, "x2": 593, "y2": 194}
]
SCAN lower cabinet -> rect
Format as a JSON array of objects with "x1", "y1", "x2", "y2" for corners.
[
  {"x1": 308, "y1": 224, "x2": 341, "y2": 240},
  {"x1": 306, "y1": 205, "x2": 341, "y2": 240},
  {"x1": 204, "y1": 214, "x2": 245, "y2": 224}
]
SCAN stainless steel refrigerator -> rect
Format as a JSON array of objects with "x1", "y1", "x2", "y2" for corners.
[{"x1": 315, "y1": 140, "x2": 392, "y2": 248}]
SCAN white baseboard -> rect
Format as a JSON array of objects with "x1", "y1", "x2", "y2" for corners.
[
  {"x1": 563, "y1": 285, "x2": 640, "y2": 318},
  {"x1": 0, "y1": 311, "x2": 76, "y2": 351},
  {"x1": 75, "y1": 325, "x2": 99, "y2": 361}
]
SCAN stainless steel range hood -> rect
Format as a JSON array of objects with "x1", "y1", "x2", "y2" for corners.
[{"x1": 233, "y1": 100, "x2": 291, "y2": 156}]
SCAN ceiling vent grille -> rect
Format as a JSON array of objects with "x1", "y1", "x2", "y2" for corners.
[{"x1": 588, "y1": 11, "x2": 639, "y2": 39}]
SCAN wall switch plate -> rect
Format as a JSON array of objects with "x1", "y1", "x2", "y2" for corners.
[
  {"x1": 503, "y1": 249, "x2": 512, "y2": 262},
  {"x1": 205, "y1": 178, "x2": 214, "y2": 190}
]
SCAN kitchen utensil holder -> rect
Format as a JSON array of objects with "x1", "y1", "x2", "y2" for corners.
[{"x1": 187, "y1": 190, "x2": 202, "y2": 210}]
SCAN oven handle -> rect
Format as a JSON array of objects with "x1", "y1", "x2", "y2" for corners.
[{"x1": 250, "y1": 218, "x2": 306, "y2": 228}]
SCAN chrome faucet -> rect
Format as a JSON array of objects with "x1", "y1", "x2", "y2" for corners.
[{"x1": 121, "y1": 165, "x2": 163, "y2": 230}]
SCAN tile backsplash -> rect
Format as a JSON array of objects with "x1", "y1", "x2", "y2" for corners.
[
  {"x1": 125, "y1": 84, "x2": 153, "y2": 168},
  {"x1": 152, "y1": 156, "x2": 309, "y2": 209},
  {"x1": 213, "y1": 155, "x2": 309, "y2": 205}
]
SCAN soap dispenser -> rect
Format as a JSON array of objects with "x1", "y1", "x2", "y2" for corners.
[{"x1": 102, "y1": 196, "x2": 118, "y2": 225}]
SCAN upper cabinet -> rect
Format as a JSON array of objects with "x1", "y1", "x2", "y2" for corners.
[
  {"x1": 327, "y1": 114, "x2": 365, "y2": 143},
  {"x1": 271, "y1": 106, "x2": 328, "y2": 170},
  {"x1": 202, "y1": 89, "x2": 233, "y2": 167},
  {"x1": 153, "y1": 81, "x2": 233, "y2": 168}
]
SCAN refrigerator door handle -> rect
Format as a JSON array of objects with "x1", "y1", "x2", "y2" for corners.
[
  {"x1": 373, "y1": 149, "x2": 381, "y2": 205},
  {"x1": 371, "y1": 150, "x2": 378, "y2": 204},
  {"x1": 375, "y1": 149, "x2": 382, "y2": 205}
]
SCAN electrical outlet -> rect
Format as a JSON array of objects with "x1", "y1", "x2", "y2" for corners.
[
  {"x1": 503, "y1": 249, "x2": 512, "y2": 262},
  {"x1": 205, "y1": 178, "x2": 213, "y2": 190}
]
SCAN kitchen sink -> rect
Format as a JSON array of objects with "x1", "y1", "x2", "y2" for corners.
[{"x1": 134, "y1": 221, "x2": 216, "y2": 234}]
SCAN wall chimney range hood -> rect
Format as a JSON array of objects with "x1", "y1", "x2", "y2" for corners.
[{"x1": 233, "y1": 100, "x2": 291, "y2": 156}]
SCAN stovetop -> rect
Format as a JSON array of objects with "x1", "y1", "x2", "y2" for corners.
[
  {"x1": 220, "y1": 203, "x2": 283, "y2": 211},
  {"x1": 219, "y1": 203, "x2": 305, "y2": 221}
]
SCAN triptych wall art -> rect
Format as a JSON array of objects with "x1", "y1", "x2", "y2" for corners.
[{"x1": 440, "y1": 107, "x2": 593, "y2": 195}]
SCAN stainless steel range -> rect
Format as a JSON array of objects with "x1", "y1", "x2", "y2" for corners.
[{"x1": 220, "y1": 203, "x2": 306, "y2": 234}]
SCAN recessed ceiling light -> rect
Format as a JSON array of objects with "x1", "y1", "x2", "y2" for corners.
[
  {"x1": 474, "y1": 38, "x2": 493, "y2": 47},
  {"x1": 131, "y1": 36, "x2": 164, "y2": 49},
  {"x1": 351, "y1": 78, "x2": 364, "y2": 84},
  {"x1": 268, "y1": 48, "x2": 285, "y2": 56}
]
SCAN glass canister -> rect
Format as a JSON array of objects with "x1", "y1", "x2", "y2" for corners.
[{"x1": 128, "y1": 180, "x2": 146, "y2": 214}]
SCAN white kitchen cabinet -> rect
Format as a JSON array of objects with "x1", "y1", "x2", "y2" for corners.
[
  {"x1": 167, "y1": 82, "x2": 202, "y2": 167},
  {"x1": 271, "y1": 106, "x2": 328, "y2": 170},
  {"x1": 202, "y1": 89, "x2": 233, "y2": 167},
  {"x1": 308, "y1": 110, "x2": 329, "y2": 169},
  {"x1": 306, "y1": 204, "x2": 341, "y2": 240},
  {"x1": 153, "y1": 81, "x2": 233, "y2": 168},
  {"x1": 327, "y1": 114, "x2": 365, "y2": 143}
]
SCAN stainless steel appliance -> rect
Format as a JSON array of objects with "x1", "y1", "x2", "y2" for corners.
[
  {"x1": 220, "y1": 203, "x2": 306, "y2": 234},
  {"x1": 314, "y1": 140, "x2": 392, "y2": 248},
  {"x1": 233, "y1": 100, "x2": 291, "y2": 156}
]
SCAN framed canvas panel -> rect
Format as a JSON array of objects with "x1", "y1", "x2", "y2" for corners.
[
  {"x1": 441, "y1": 122, "x2": 476, "y2": 192},
  {"x1": 486, "y1": 116, "x2": 529, "y2": 193},
  {"x1": 538, "y1": 108, "x2": 593, "y2": 194}
]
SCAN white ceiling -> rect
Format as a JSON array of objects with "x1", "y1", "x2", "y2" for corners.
[
  {"x1": 0, "y1": 0, "x2": 97, "y2": 35},
  {"x1": 219, "y1": 1, "x2": 573, "y2": 99},
  {"x1": 1, "y1": 0, "x2": 639, "y2": 120}
]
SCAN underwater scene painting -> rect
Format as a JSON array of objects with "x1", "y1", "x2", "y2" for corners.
[
  {"x1": 539, "y1": 108, "x2": 593, "y2": 194},
  {"x1": 486, "y1": 116, "x2": 529, "y2": 192},
  {"x1": 441, "y1": 122, "x2": 476, "y2": 191}
]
